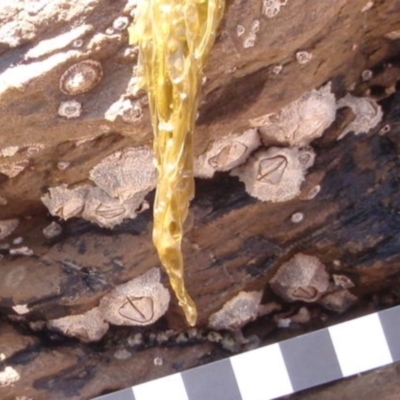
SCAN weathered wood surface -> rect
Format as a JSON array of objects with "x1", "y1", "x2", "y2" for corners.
[{"x1": 2, "y1": 0, "x2": 400, "y2": 399}]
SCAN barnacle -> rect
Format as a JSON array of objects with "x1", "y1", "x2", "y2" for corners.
[
  {"x1": 195, "y1": 129, "x2": 260, "y2": 178},
  {"x1": 336, "y1": 93, "x2": 383, "y2": 139},
  {"x1": 252, "y1": 83, "x2": 336, "y2": 147},
  {"x1": 270, "y1": 253, "x2": 330, "y2": 303},
  {"x1": 99, "y1": 268, "x2": 170, "y2": 326},
  {"x1": 231, "y1": 147, "x2": 315, "y2": 202},
  {"x1": 59, "y1": 60, "x2": 103, "y2": 95},
  {"x1": 208, "y1": 291, "x2": 262, "y2": 331},
  {"x1": 130, "y1": 0, "x2": 225, "y2": 325}
]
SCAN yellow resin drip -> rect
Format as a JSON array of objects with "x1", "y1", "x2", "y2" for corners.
[{"x1": 130, "y1": 0, "x2": 225, "y2": 325}]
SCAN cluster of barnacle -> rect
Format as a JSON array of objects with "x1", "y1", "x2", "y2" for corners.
[
  {"x1": 196, "y1": 80, "x2": 384, "y2": 203},
  {"x1": 204, "y1": 253, "x2": 357, "y2": 334},
  {"x1": 45, "y1": 268, "x2": 170, "y2": 342},
  {"x1": 269, "y1": 253, "x2": 357, "y2": 314},
  {"x1": 195, "y1": 82, "x2": 336, "y2": 203},
  {"x1": 41, "y1": 146, "x2": 156, "y2": 228}
]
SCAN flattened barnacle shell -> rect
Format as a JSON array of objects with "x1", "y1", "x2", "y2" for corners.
[
  {"x1": 208, "y1": 291, "x2": 263, "y2": 331},
  {"x1": 59, "y1": 60, "x2": 103, "y2": 95},
  {"x1": 252, "y1": 83, "x2": 336, "y2": 147},
  {"x1": 99, "y1": 268, "x2": 170, "y2": 326},
  {"x1": 319, "y1": 289, "x2": 357, "y2": 313},
  {"x1": 337, "y1": 93, "x2": 383, "y2": 139},
  {"x1": 58, "y1": 100, "x2": 82, "y2": 119},
  {"x1": 231, "y1": 147, "x2": 315, "y2": 202},
  {"x1": 0, "y1": 219, "x2": 19, "y2": 240},
  {"x1": 47, "y1": 307, "x2": 109, "y2": 342},
  {"x1": 270, "y1": 253, "x2": 329, "y2": 303},
  {"x1": 89, "y1": 146, "x2": 156, "y2": 202},
  {"x1": 82, "y1": 186, "x2": 146, "y2": 228},
  {"x1": 41, "y1": 184, "x2": 87, "y2": 220},
  {"x1": 195, "y1": 129, "x2": 261, "y2": 178}
]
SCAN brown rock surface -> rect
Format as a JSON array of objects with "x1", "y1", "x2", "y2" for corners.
[{"x1": 1, "y1": 0, "x2": 400, "y2": 399}]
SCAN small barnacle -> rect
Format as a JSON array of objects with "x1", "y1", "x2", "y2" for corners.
[
  {"x1": 379, "y1": 124, "x2": 391, "y2": 135},
  {"x1": 0, "y1": 146, "x2": 19, "y2": 157},
  {"x1": 57, "y1": 161, "x2": 70, "y2": 170},
  {"x1": 332, "y1": 274, "x2": 355, "y2": 289},
  {"x1": 41, "y1": 184, "x2": 87, "y2": 220},
  {"x1": 262, "y1": 0, "x2": 288, "y2": 18},
  {"x1": 153, "y1": 357, "x2": 163, "y2": 366},
  {"x1": 58, "y1": 100, "x2": 82, "y2": 119},
  {"x1": 337, "y1": 94, "x2": 383, "y2": 139},
  {"x1": 72, "y1": 39, "x2": 83, "y2": 48},
  {"x1": 272, "y1": 64, "x2": 283, "y2": 75},
  {"x1": 105, "y1": 27, "x2": 116, "y2": 35},
  {"x1": 306, "y1": 184, "x2": 321, "y2": 200},
  {"x1": 99, "y1": 268, "x2": 170, "y2": 326},
  {"x1": 290, "y1": 212, "x2": 304, "y2": 223},
  {"x1": 59, "y1": 60, "x2": 103, "y2": 95},
  {"x1": 113, "y1": 16, "x2": 130, "y2": 31},
  {"x1": 270, "y1": 253, "x2": 330, "y2": 303},
  {"x1": 0, "y1": 161, "x2": 28, "y2": 178},
  {"x1": 0, "y1": 219, "x2": 19, "y2": 241},
  {"x1": 12, "y1": 304, "x2": 30, "y2": 315},
  {"x1": 89, "y1": 146, "x2": 156, "y2": 202},
  {"x1": 361, "y1": 69, "x2": 373, "y2": 82},
  {"x1": 194, "y1": 129, "x2": 260, "y2": 178},
  {"x1": 231, "y1": 147, "x2": 315, "y2": 202},
  {"x1": 319, "y1": 290, "x2": 357, "y2": 313},
  {"x1": 296, "y1": 50, "x2": 312, "y2": 64},
  {"x1": 236, "y1": 25, "x2": 245, "y2": 37},
  {"x1": 243, "y1": 34, "x2": 256, "y2": 48},
  {"x1": 104, "y1": 98, "x2": 143, "y2": 123},
  {"x1": 254, "y1": 82, "x2": 336, "y2": 147},
  {"x1": 42, "y1": 221, "x2": 62, "y2": 239},
  {"x1": 208, "y1": 291, "x2": 263, "y2": 331},
  {"x1": 47, "y1": 307, "x2": 109, "y2": 342}
]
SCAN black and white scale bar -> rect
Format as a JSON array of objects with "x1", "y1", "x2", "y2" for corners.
[{"x1": 94, "y1": 305, "x2": 400, "y2": 400}]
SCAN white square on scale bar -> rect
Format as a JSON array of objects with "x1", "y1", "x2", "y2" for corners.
[
  {"x1": 133, "y1": 373, "x2": 189, "y2": 400},
  {"x1": 328, "y1": 312, "x2": 392, "y2": 377},
  {"x1": 230, "y1": 343, "x2": 293, "y2": 400}
]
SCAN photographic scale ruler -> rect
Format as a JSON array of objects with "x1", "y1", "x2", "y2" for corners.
[{"x1": 93, "y1": 304, "x2": 400, "y2": 400}]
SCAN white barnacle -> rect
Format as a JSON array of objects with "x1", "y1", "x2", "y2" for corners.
[
  {"x1": 99, "y1": 268, "x2": 170, "y2": 326},
  {"x1": 208, "y1": 291, "x2": 263, "y2": 331},
  {"x1": 59, "y1": 60, "x2": 103, "y2": 95},
  {"x1": 41, "y1": 184, "x2": 87, "y2": 220},
  {"x1": 104, "y1": 98, "x2": 143, "y2": 123},
  {"x1": 262, "y1": 0, "x2": 288, "y2": 18},
  {"x1": 290, "y1": 212, "x2": 304, "y2": 223},
  {"x1": 270, "y1": 253, "x2": 330, "y2": 302},
  {"x1": 296, "y1": 50, "x2": 312, "y2": 64},
  {"x1": 47, "y1": 307, "x2": 109, "y2": 342},
  {"x1": 195, "y1": 129, "x2": 261, "y2": 178},
  {"x1": 337, "y1": 93, "x2": 383, "y2": 139},
  {"x1": 231, "y1": 147, "x2": 315, "y2": 202},
  {"x1": 113, "y1": 16, "x2": 130, "y2": 31},
  {"x1": 319, "y1": 289, "x2": 357, "y2": 313},
  {"x1": 361, "y1": 69, "x2": 373, "y2": 82},
  {"x1": 42, "y1": 221, "x2": 62, "y2": 239},
  {"x1": 252, "y1": 82, "x2": 336, "y2": 147},
  {"x1": 89, "y1": 146, "x2": 157, "y2": 202},
  {"x1": 82, "y1": 186, "x2": 145, "y2": 229},
  {"x1": 58, "y1": 100, "x2": 82, "y2": 119}
]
